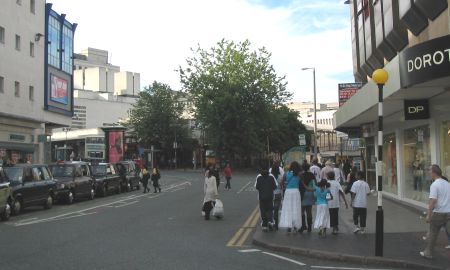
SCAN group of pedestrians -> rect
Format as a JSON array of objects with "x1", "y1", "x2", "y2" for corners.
[
  {"x1": 140, "y1": 166, "x2": 162, "y2": 193},
  {"x1": 255, "y1": 159, "x2": 370, "y2": 236}
]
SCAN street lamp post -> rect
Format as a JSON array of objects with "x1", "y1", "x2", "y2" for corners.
[
  {"x1": 302, "y1": 67, "x2": 317, "y2": 158},
  {"x1": 372, "y1": 68, "x2": 389, "y2": 257}
]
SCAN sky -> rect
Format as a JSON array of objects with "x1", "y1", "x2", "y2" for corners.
[{"x1": 51, "y1": 0, "x2": 354, "y2": 103}]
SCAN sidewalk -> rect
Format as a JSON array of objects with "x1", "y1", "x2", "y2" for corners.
[{"x1": 253, "y1": 195, "x2": 450, "y2": 270}]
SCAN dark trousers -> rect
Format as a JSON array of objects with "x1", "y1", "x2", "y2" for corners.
[
  {"x1": 273, "y1": 196, "x2": 282, "y2": 229},
  {"x1": 301, "y1": 205, "x2": 313, "y2": 230},
  {"x1": 142, "y1": 180, "x2": 150, "y2": 193},
  {"x1": 353, "y1": 207, "x2": 367, "y2": 228},
  {"x1": 259, "y1": 199, "x2": 274, "y2": 227},
  {"x1": 202, "y1": 201, "x2": 215, "y2": 220},
  {"x1": 153, "y1": 180, "x2": 161, "y2": 192},
  {"x1": 225, "y1": 177, "x2": 231, "y2": 189},
  {"x1": 329, "y1": 207, "x2": 339, "y2": 228}
]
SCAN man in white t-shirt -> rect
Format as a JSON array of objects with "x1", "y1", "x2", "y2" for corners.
[
  {"x1": 420, "y1": 165, "x2": 450, "y2": 259},
  {"x1": 350, "y1": 171, "x2": 370, "y2": 234},
  {"x1": 310, "y1": 158, "x2": 321, "y2": 183},
  {"x1": 327, "y1": 171, "x2": 349, "y2": 235}
]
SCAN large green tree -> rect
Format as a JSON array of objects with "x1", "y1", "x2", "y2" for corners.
[
  {"x1": 128, "y1": 81, "x2": 187, "y2": 154},
  {"x1": 179, "y1": 39, "x2": 307, "y2": 161}
]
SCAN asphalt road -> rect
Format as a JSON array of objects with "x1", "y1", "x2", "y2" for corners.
[{"x1": 0, "y1": 170, "x2": 397, "y2": 270}]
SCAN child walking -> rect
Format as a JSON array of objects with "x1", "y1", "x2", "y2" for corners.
[
  {"x1": 350, "y1": 171, "x2": 371, "y2": 234},
  {"x1": 313, "y1": 179, "x2": 333, "y2": 236},
  {"x1": 327, "y1": 171, "x2": 349, "y2": 235}
]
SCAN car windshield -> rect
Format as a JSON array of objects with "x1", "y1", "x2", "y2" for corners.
[
  {"x1": 50, "y1": 165, "x2": 74, "y2": 177},
  {"x1": 91, "y1": 165, "x2": 107, "y2": 176},
  {"x1": 3, "y1": 167, "x2": 24, "y2": 182}
]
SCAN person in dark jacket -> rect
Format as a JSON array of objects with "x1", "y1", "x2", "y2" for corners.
[
  {"x1": 151, "y1": 167, "x2": 161, "y2": 193},
  {"x1": 255, "y1": 167, "x2": 278, "y2": 232},
  {"x1": 213, "y1": 165, "x2": 221, "y2": 190},
  {"x1": 141, "y1": 166, "x2": 151, "y2": 193}
]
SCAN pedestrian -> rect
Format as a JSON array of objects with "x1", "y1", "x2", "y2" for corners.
[
  {"x1": 312, "y1": 179, "x2": 333, "y2": 236},
  {"x1": 327, "y1": 171, "x2": 349, "y2": 235},
  {"x1": 350, "y1": 171, "x2": 370, "y2": 234},
  {"x1": 279, "y1": 161, "x2": 302, "y2": 233},
  {"x1": 310, "y1": 158, "x2": 321, "y2": 183},
  {"x1": 345, "y1": 166, "x2": 358, "y2": 194},
  {"x1": 223, "y1": 164, "x2": 232, "y2": 190},
  {"x1": 299, "y1": 163, "x2": 316, "y2": 233},
  {"x1": 320, "y1": 160, "x2": 334, "y2": 180},
  {"x1": 203, "y1": 170, "x2": 218, "y2": 220},
  {"x1": 255, "y1": 167, "x2": 278, "y2": 232},
  {"x1": 343, "y1": 159, "x2": 351, "y2": 180},
  {"x1": 141, "y1": 166, "x2": 151, "y2": 193},
  {"x1": 334, "y1": 162, "x2": 345, "y2": 185},
  {"x1": 151, "y1": 167, "x2": 161, "y2": 193},
  {"x1": 270, "y1": 163, "x2": 284, "y2": 231},
  {"x1": 420, "y1": 165, "x2": 450, "y2": 259},
  {"x1": 213, "y1": 164, "x2": 221, "y2": 190}
]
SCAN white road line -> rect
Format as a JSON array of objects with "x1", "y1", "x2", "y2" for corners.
[
  {"x1": 311, "y1": 266, "x2": 392, "y2": 270},
  {"x1": 237, "y1": 181, "x2": 252, "y2": 194},
  {"x1": 238, "y1": 249, "x2": 260, "y2": 253},
  {"x1": 261, "y1": 252, "x2": 306, "y2": 266},
  {"x1": 15, "y1": 212, "x2": 97, "y2": 226},
  {"x1": 114, "y1": 201, "x2": 139, "y2": 208}
]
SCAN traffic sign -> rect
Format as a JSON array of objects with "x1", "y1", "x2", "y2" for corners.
[{"x1": 298, "y1": 134, "x2": 306, "y2": 146}]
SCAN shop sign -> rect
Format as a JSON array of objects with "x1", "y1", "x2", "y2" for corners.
[
  {"x1": 298, "y1": 134, "x2": 306, "y2": 146},
  {"x1": 404, "y1": 99, "x2": 430, "y2": 120},
  {"x1": 338, "y1": 83, "x2": 363, "y2": 106},
  {"x1": 399, "y1": 35, "x2": 450, "y2": 88},
  {"x1": 9, "y1": 134, "x2": 26, "y2": 142}
]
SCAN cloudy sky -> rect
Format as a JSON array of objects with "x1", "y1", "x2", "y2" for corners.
[{"x1": 51, "y1": 0, "x2": 353, "y2": 103}]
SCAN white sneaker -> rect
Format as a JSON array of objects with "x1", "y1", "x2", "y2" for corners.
[
  {"x1": 445, "y1": 244, "x2": 450, "y2": 249},
  {"x1": 419, "y1": 251, "x2": 432, "y2": 259},
  {"x1": 422, "y1": 235, "x2": 427, "y2": 241},
  {"x1": 353, "y1": 227, "x2": 360, "y2": 234},
  {"x1": 359, "y1": 228, "x2": 365, "y2": 234}
]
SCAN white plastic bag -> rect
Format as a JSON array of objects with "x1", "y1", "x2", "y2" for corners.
[{"x1": 212, "y1": 199, "x2": 224, "y2": 218}]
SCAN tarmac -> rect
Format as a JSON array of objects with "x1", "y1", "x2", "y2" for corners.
[{"x1": 253, "y1": 194, "x2": 450, "y2": 270}]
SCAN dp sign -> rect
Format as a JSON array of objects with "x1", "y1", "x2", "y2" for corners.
[{"x1": 404, "y1": 100, "x2": 429, "y2": 120}]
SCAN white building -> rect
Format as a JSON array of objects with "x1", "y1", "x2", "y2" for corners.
[{"x1": 0, "y1": 1, "x2": 75, "y2": 164}]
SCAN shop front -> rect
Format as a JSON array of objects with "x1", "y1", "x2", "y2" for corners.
[{"x1": 335, "y1": 34, "x2": 450, "y2": 208}]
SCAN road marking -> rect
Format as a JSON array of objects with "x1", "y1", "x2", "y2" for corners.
[
  {"x1": 227, "y1": 205, "x2": 259, "y2": 247},
  {"x1": 235, "y1": 228, "x2": 252, "y2": 246},
  {"x1": 238, "y1": 249, "x2": 260, "y2": 253},
  {"x1": 311, "y1": 267, "x2": 392, "y2": 270},
  {"x1": 237, "y1": 181, "x2": 252, "y2": 194},
  {"x1": 261, "y1": 252, "x2": 306, "y2": 266},
  {"x1": 227, "y1": 228, "x2": 245, "y2": 247},
  {"x1": 114, "y1": 200, "x2": 139, "y2": 208},
  {"x1": 243, "y1": 206, "x2": 260, "y2": 228}
]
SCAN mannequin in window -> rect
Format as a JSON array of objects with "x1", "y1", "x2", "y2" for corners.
[{"x1": 412, "y1": 149, "x2": 425, "y2": 200}]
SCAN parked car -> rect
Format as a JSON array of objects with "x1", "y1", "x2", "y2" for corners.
[
  {"x1": 90, "y1": 163, "x2": 121, "y2": 197},
  {"x1": 0, "y1": 165, "x2": 12, "y2": 221},
  {"x1": 49, "y1": 162, "x2": 95, "y2": 204},
  {"x1": 116, "y1": 161, "x2": 141, "y2": 192},
  {"x1": 3, "y1": 164, "x2": 56, "y2": 215}
]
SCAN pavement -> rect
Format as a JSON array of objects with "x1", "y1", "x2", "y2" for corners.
[{"x1": 253, "y1": 192, "x2": 450, "y2": 270}]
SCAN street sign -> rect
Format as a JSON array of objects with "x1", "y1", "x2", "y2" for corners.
[{"x1": 298, "y1": 134, "x2": 306, "y2": 146}]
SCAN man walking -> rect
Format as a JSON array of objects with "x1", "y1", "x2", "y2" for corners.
[
  {"x1": 223, "y1": 164, "x2": 232, "y2": 190},
  {"x1": 420, "y1": 165, "x2": 450, "y2": 259},
  {"x1": 350, "y1": 171, "x2": 370, "y2": 234},
  {"x1": 310, "y1": 158, "x2": 321, "y2": 183},
  {"x1": 255, "y1": 167, "x2": 278, "y2": 232}
]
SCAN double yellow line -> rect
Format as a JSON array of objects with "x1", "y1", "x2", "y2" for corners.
[{"x1": 227, "y1": 205, "x2": 260, "y2": 247}]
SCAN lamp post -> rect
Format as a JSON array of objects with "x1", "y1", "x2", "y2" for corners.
[
  {"x1": 372, "y1": 68, "x2": 388, "y2": 257},
  {"x1": 301, "y1": 67, "x2": 317, "y2": 158}
]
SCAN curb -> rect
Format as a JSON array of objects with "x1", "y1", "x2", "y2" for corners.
[{"x1": 252, "y1": 237, "x2": 444, "y2": 270}]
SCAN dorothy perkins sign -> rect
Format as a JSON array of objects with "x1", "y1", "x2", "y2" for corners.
[{"x1": 400, "y1": 35, "x2": 450, "y2": 88}]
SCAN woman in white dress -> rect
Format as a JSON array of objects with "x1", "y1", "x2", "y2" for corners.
[
  {"x1": 203, "y1": 170, "x2": 218, "y2": 220},
  {"x1": 279, "y1": 161, "x2": 302, "y2": 233}
]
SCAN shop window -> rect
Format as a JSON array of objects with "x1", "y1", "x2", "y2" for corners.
[
  {"x1": 383, "y1": 134, "x2": 397, "y2": 195},
  {"x1": 403, "y1": 125, "x2": 431, "y2": 203},
  {"x1": 440, "y1": 121, "x2": 450, "y2": 179}
]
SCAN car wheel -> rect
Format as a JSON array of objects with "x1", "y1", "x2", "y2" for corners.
[
  {"x1": 1, "y1": 203, "x2": 11, "y2": 221},
  {"x1": 67, "y1": 191, "x2": 74, "y2": 204},
  {"x1": 89, "y1": 188, "x2": 95, "y2": 200},
  {"x1": 100, "y1": 185, "x2": 107, "y2": 197},
  {"x1": 44, "y1": 194, "x2": 53, "y2": 209},
  {"x1": 12, "y1": 199, "x2": 22, "y2": 216}
]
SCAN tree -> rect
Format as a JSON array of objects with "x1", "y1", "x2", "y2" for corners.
[
  {"x1": 128, "y1": 81, "x2": 187, "y2": 157},
  {"x1": 179, "y1": 39, "x2": 305, "y2": 162}
]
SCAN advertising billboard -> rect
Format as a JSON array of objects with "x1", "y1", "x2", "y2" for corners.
[
  {"x1": 108, "y1": 131, "x2": 123, "y2": 163},
  {"x1": 50, "y1": 74, "x2": 69, "y2": 104},
  {"x1": 338, "y1": 83, "x2": 363, "y2": 107}
]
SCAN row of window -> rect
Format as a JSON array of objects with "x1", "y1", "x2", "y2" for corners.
[
  {"x1": 16, "y1": 0, "x2": 36, "y2": 14},
  {"x1": 0, "y1": 76, "x2": 34, "y2": 100},
  {"x1": 47, "y1": 13, "x2": 74, "y2": 74},
  {"x1": 0, "y1": 26, "x2": 35, "y2": 57},
  {"x1": 306, "y1": 118, "x2": 333, "y2": 125}
]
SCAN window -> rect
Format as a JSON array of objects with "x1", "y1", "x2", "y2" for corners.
[
  {"x1": 382, "y1": 134, "x2": 398, "y2": 195},
  {"x1": 16, "y1": 0, "x2": 22, "y2": 5},
  {"x1": 0, "y1": 26, "x2": 4, "y2": 44},
  {"x1": 440, "y1": 121, "x2": 450, "y2": 179},
  {"x1": 0, "y1": 76, "x2": 4, "y2": 93},
  {"x1": 15, "y1": 35, "x2": 21, "y2": 51},
  {"x1": 14, "y1": 81, "x2": 20, "y2": 97},
  {"x1": 29, "y1": 85, "x2": 34, "y2": 101},
  {"x1": 62, "y1": 24, "x2": 73, "y2": 73},
  {"x1": 30, "y1": 0, "x2": 35, "y2": 14},
  {"x1": 30, "y1": 42, "x2": 34, "y2": 57},
  {"x1": 48, "y1": 15, "x2": 61, "y2": 68}
]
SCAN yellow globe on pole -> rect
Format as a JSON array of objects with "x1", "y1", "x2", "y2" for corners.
[{"x1": 372, "y1": 69, "x2": 389, "y2": 85}]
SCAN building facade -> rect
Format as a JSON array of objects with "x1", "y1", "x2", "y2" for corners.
[
  {"x1": 0, "y1": 1, "x2": 75, "y2": 164},
  {"x1": 335, "y1": 0, "x2": 450, "y2": 208}
]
